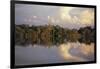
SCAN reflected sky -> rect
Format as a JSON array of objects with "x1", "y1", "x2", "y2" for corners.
[
  {"x1": 15, "y1": 42, "x2": 94, "y2": 65},
  {"x1": 15, "y1": 4, "x2": 94, "y2": 29},
  {"x1": 59, "y1": 42, "x2": 94, "y2": 62}
]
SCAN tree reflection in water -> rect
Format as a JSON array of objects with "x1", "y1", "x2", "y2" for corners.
[
  {"x1": 15, "y1": 24, "x2": 95, "y2": 62},
  {"x1": 15, "y1": 25, "x2": 95, "y2": 46}
]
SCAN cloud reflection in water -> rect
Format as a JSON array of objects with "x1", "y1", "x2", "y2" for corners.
[{"x1": 59, "y1": 42, "x2": 94, "y2": 62}]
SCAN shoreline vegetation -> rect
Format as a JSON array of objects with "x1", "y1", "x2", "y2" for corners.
[{"x1": 15, "y1": 24, "x2": 95, "y2": 46}]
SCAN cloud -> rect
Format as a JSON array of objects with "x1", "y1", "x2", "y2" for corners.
[
  {"x1": 15, "y1": 4, "x2": 94, "y2": 29},
  {"x1": 79, "y1": 9, "x2": 94, "y2": 25},
  {"x1": 54, "y1": 7, "x2": 94, "y2": 29},
  {"x1": 69, "y1": 8, "x2": 94, "y2": 25},
  {"x1": 15, "y1": 4, "x2": 59, "y2": 25}
]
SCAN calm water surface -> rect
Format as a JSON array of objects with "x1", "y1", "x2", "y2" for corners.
[{"x1": 15, "y1": 42, "x2": 94, "y2": 65}]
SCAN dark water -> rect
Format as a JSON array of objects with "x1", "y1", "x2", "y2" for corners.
[{"x1": 15, "y1": 42, "x2": 94, "y2": 65}]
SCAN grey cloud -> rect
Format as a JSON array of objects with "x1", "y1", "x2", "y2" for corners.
[{"x1": 15, "y1": 4, "x2": 60, "y2": 25}]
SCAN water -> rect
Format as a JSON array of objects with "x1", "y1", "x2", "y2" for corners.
[{"x1": 15, "y1": 42, "x2": 94, "y2": 65}]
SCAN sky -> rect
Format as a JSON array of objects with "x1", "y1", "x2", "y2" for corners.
[{"x1": 15, "y1": 4, "x2": 94, "y2": 29}]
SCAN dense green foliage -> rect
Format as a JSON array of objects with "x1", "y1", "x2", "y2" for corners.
[{"x1": 15, "y1": 24, "x2": 95, "y2": 45}]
